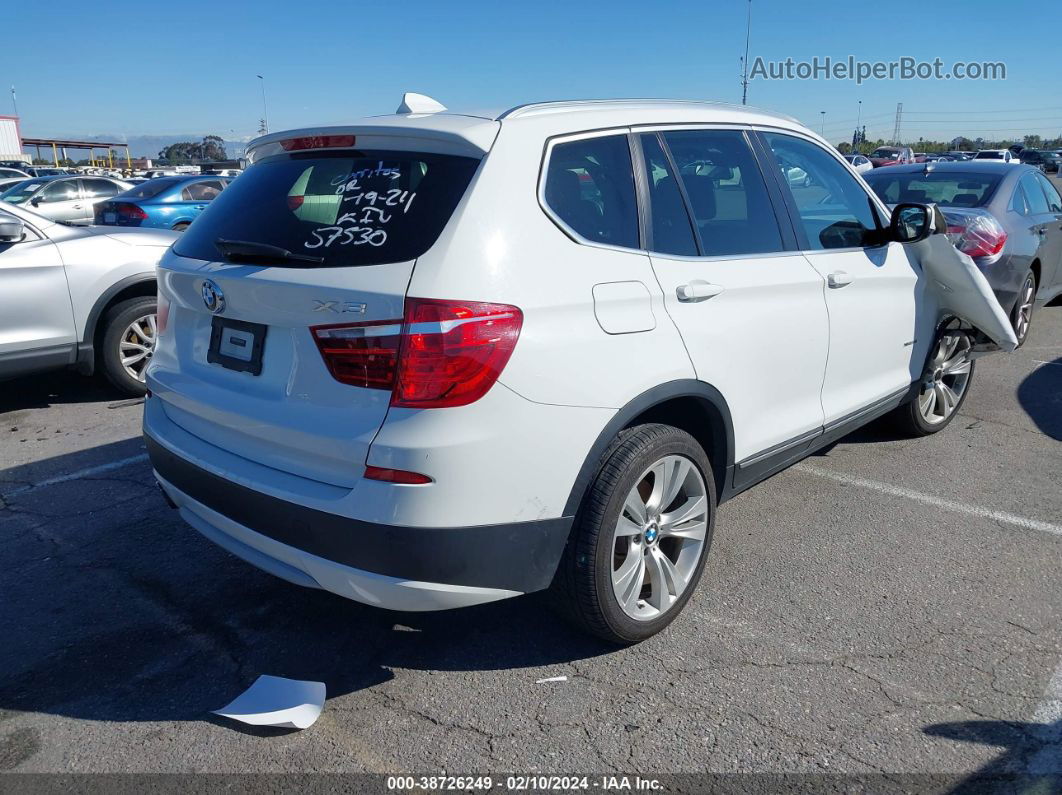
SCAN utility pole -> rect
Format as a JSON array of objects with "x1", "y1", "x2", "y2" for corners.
[
  {"x1": 10, "y1": 86, "x2": 17, "y2": 117},
  {"x1": 820, "y1": 111, "x2": 826, "y2": 136},
  {"x1": 892, "y1": 102, "x2": 903, "y2": 144},
  {"x1": 740, "y1": 0, "x2": 752, "y2": 105},
  {"x1": 256, "y1": 74, "x2": 269, "y2": 135}
]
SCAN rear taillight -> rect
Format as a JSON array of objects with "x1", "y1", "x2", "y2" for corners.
[
  {"x1": 311, "y1": 298, "x2": 523, "y2": 409},
  {"x1": 363, "y1": 465, "x2": 432, "y2": 485},
  {"x1": 286, "y1": 195, "x2": 304, "y2": 210},
  {"x1": 943, "y1": 210, "x2": 1007, "y2": 259},
  {"x1": 116, "y1": 202, "x2": 148, "y2": 220}
]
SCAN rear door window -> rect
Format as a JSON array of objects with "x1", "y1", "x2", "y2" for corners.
[
  {"x1": 659, "y1": 129, "x2": 783, "y2": 257},
  {"x1": 181, "y1": 180, "x2": 225, "y2": 201},
  {"x1": 174, "y1": 150, "x2": 480, "y2": 267},
  {"x1": 543, "y1": 134, "x2": 639, "y2": 249},
  {"x1": 1021, "y1": 173, "x2": 1051, "y2": 215}
]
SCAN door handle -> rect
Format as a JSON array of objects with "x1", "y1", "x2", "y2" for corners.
[
  {"x1": 827, "y1": 271, "x2": 853, "y2": 288},
  {"x1": 1037, "y1": 227, "x2": 1047, "y2": 236},
  {"x1": 72, "y1": 204, "x2": 82, "y2": 209},
  {"x1": 676, "y1": 281, "x2": 724, "y2": 302}
]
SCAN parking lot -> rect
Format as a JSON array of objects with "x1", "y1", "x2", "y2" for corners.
[{"x1": 0, "y1": 286, "x2": 1057, "y2": 779}]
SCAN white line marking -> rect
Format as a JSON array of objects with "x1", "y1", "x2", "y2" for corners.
[
  {"x1": 1, "y1": 453, "x2": 149, "y2": 499},
  {"x1": 796, "y1": 465, "x2": 1062, "y2": 537},
  {"x1": 1033, "y1": 664, "x2": 1062, "y2": 725}
]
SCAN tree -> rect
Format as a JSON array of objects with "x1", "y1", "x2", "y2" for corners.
[
  {"x1": 836, "y1": 141, "x2": 853, "y2": 154},
  {"x1": 158, "y1": 135, "x2": 228, "y2": 163},
  {"x1": 1024, "y1": 134, "x2": 1043, "y2": 150}
]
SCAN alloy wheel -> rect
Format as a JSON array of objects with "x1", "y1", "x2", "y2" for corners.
[
  {"x1": 917, "y1": 332, "x2": 972, "y2": 425},
  {"x1": 611, "y1": 455, "x2": 708, "y2": 621},
  {"x1": 1014, "y1": 274, "x2": 1036, "y2": 343},
  {"x1": 120, "y1": 313, "x2": 157, "y2": 382}
]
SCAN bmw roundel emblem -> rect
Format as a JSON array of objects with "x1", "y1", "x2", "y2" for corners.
[{"x1": 202, "y1": 279, "x2": 225, "y2": 314}]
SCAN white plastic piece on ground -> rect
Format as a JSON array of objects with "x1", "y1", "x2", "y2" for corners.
[
  {"x1": 911, "y1": 230, "x2": 1018, "y2": 352},
  {"x1": 535, "y1": 675, "x2": 568, "y2": 684},
  {"x1": 396, "y1": 92, "x2": 447, "y2": 114},
  {"x1": 213, "y1": 675, "x2": 326, "y2": 729}
]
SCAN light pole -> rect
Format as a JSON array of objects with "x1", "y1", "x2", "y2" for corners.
[
  {"x1": 10, "y1": 86, "x2": 17, "y2": 117},
  {"x1": 740, "y1": 0, "x2": 752, "y2": 105},
  {"x1": 256, "y1": 75, "x2": 269, "y2": 135},
  {"x1": 820, "y1": 111, "x2": 826, "y2": 136}
]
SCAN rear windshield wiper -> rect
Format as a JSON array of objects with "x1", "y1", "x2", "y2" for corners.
[{"x1": 215, "y1": 238, "x2": 325, "y2": 265}]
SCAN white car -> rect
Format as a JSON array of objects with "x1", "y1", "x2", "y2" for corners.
[
  {"x1": 144, "y1": 95, "x2": 1017, "y2": 644},
  {"x1": 974, "y1": 149, "x2": 1020, "y2": 165},
  {"x1": 843, "y1": 153, "x2": 873, "y2": 174},
  {"x1": 0, "y1": 201, "x2": 177, "y2": 394}
]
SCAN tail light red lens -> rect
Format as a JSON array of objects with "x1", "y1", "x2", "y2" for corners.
[
  {"x1": 943, "y1": 210, "x2": 1007, "y2": 259},
  {"x1": 286, "y1": 194, "x2": 305, "y2": 211},
  {"x1": 311, "y1": 320, "x2": 402, "y2": 389},
  {"x1": 116, "y1": 202, "x2": 148, "y2": 220},
  {"x1": 310, "y1": 298, "x2": 522, "y2": 409}
]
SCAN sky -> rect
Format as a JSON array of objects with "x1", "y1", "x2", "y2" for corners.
[{"x1": 3, "y1": 0, "x2": 1058, "y2": 149}]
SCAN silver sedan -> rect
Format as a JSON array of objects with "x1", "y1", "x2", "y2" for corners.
[{"x1": 0, "y1": 175, "x2": 131, "y2": 224}]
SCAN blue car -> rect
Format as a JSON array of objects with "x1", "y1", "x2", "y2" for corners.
[{"x1": 94, "y1": 175, "x2": 232, "y2": 230}]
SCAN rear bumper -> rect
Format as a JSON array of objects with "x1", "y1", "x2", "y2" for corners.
[{"x1": 145, "y1": 434, "x2": 573, "y2": 610}]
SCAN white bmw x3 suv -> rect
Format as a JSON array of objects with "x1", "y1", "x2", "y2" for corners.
[{"x1": 145, "y1": 95, "x2": 1017, "y2": 643}]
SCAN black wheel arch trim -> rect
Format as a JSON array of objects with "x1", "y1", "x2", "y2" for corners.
[
  {"x1": 562, "y1": 379, "x2": 736, "y2": 517},
  {"x1": 76, "y1": 274, "x2": 157, "y2": 373}
]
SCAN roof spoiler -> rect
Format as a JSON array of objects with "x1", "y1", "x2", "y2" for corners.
[{"x1": 396, "y1": 93, "x2": 447, "y2": 114}]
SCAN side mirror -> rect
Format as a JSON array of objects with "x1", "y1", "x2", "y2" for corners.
[
  {"x1": 0, "y1": 216, "x2": 25, "y2": 242},
  {"x1": 29, "y1": 196, "x2": 42, "y2": 207},
  {"x1": 890, "y1": 202, "x2": 937, "y2": 243}
]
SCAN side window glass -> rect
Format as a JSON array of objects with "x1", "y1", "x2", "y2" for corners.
[
  {"x1": 182, "y1": 181, "x2": 225, "y2": 201},
  {"x1": 81, "y1": 179, "x2": 119, "y2": 198},
  {"x1": 1011, "y1": 183, "x2": 1030, "y2": 215},
  {"x1": 762, "y1": 132, "x2": 882, "y2": 250},
  {"x1": 544, "y1": 135, "x2": 639, "y2": 249},
  {"x1": 40, "y1": 180, "x2": 79, "y2": 203},
  {"x1": 1035, "y1": 172, "x2": 1062, "y2": 213},
  {"x1": 661, "y1": 129, "x2": 783, "y2": 257},
  {"x1": 639, "y1": 134, "x2": 697, "y2": 256},
  {"x1": 1021, "y1": 175, "x2": 1050, "y2": 215}
]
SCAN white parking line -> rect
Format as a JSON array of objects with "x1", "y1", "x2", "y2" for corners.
[
  {"x1": 796, "y1": 465, "x2": 1062, "y2": 537},
  {"x1": 1, "y1": 453, "x2": 149, "y2": 499}
]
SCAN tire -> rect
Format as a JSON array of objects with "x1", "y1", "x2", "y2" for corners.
[
  {"x1": 172, "y1": 222, "x2": 190, "y2": 232},
  {"x1": 1011, "y1": 270, "x2": 1036, "y2": 347},
  {"x1": 550, "y1": 424, "x2": 716, "y2": 644},
  {"x1": 890, "y1": 326, "x2": 975, "y2": 437},
  {"x1": 99, "y1": 296, "x2": 157, "y2": 396}
]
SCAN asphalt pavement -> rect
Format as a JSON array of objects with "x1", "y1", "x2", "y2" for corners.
[{"x1": 0, "y1": 296, "x2": 1059, "y2": 780}]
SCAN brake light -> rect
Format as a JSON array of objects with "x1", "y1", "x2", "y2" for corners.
[
  {"x1": 279, "y1": 135, "x2": 356, "y2": 151},
  {"x1": 116, "y1": 202, "x2": 148, "y2": 220},
  {"x1": 363, "y1": 465, "x2": 432, "y2": 485},
  {"x1": 286, "y1": 195, "x2": 304, "y2": 210},
  {"x1": 310, "y1": 298, "x2": 523, "y2": 409},
  {"x1": 944, "y1": 211, "x2": 1007, "y2": 259}
]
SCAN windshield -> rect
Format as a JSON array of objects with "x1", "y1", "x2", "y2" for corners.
[
  {"x1": 0, "y1": 179, "x2": 45, "y2": 204},
  {"x1": 174, "y1": 150, "x2": 480, "y2": 267},
  {"x1": 862, "y1": 171, "x2": 1003, "y2": 208},
  {"x1": 870, "y1": 149, "x2": 899, "y2": 159},
  {"x1": 118, "y1": 177, "x2": 182, "y2": 200}
]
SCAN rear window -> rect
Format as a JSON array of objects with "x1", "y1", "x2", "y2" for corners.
[
  {"x1": 862, "y1": 171, "x2": 1002, "y2": 207},
  {"x1": 975, "y1": 151, "x2": 1003, "y2": 159},
  {"x1": 121, "y1": 177, "x2": 182, "y2": 199},
  {"x1": 174, "y1": 150, "x2": 480, "y2": 267}
]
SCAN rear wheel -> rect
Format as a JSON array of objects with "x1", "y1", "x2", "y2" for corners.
[
  {"x1": 550, "y1": 424, "x2": 715, "y2": 644},
  {"x1": 891, "y1": 327, "x2": 974, "y2": 436},
  {"x1": 172, "y1": 222, "x2": 190, "y2": 232},
  {"x1": 1012, "y1": 270, "x2": 1036, "y2": 347},
  {"x1": 99, "y1": 296, "x2": 157, "y2": 396}
]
